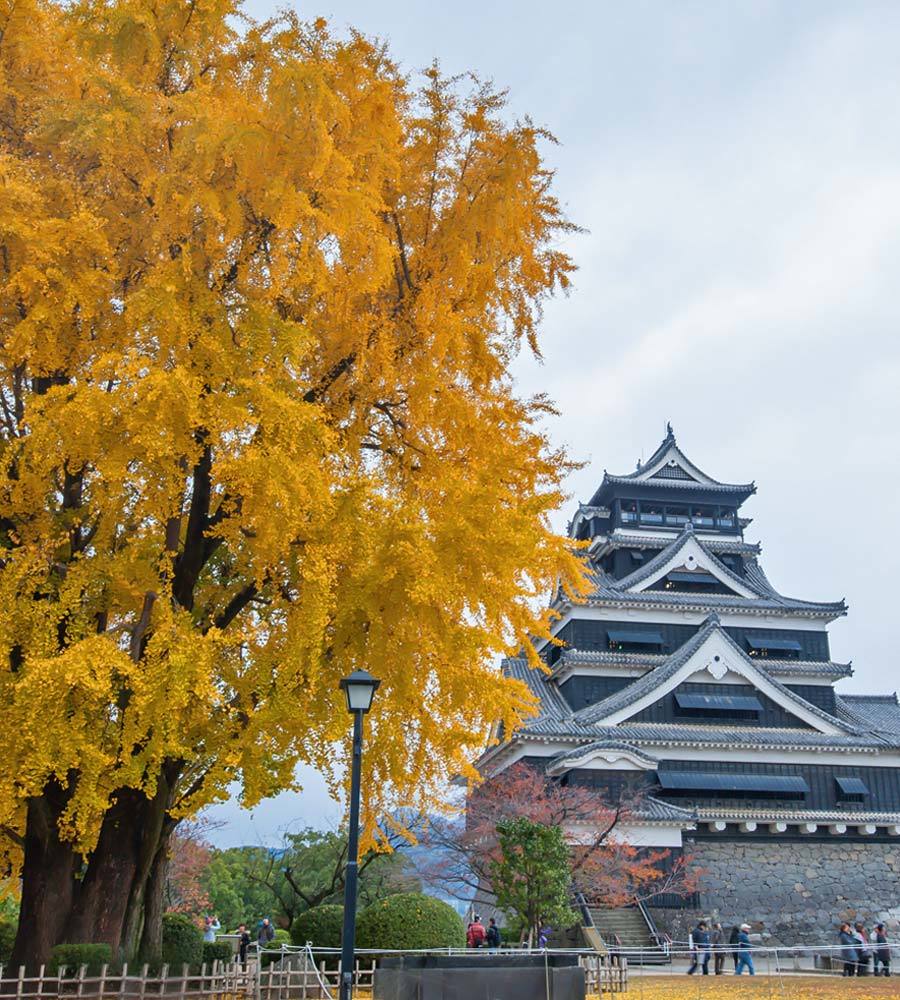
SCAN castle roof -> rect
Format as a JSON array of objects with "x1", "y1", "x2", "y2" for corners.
[{"x1": 588, "y1": 426, "x2": 756, "y2": 506}]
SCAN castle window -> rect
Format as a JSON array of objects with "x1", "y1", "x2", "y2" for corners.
[
  {"x1": 835, "y1": 776, "x2": 869, "y2": 803},
  {"x1": 658, "y1": 771, "x2": 808, "y2": 800},
  {"x1": 607, "y1": 628, "x2": 664, "y2": 653},
  {"x1": 674, "y1": 691, "x2": 762, "y2": 720},
  {"x1": 745, "y1": 636, "x2": 802, "y2": 659}
]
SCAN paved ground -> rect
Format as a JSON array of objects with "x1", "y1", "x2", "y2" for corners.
[{"x1": 591, "y1": 974, "x2": 897, "y2": 998}]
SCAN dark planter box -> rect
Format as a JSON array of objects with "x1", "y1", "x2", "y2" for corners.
[{"x1": 374, "y1": 954, "x2": 585, "y2": 1000}]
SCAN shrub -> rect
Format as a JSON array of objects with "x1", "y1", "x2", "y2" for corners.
[
  {"x1": 201, "y1": 941, "x2": 234, "y2": 966},
  {"x1": 272, "y1": 928, "x2": 290, "y2": 945},
  {"x1": 49, "y1": 943, "x2": 113, "y2": 974},
  {"x1": 0, "y1": 919, "x2": 16, "y2": 963},
  {"x1": 291, "y1": 905, "x2": 343, "y2": 948},
  {"x1": 356, "y1": 893, "x2": 465, "y2": 951},
  {"x1": 162, "y1": 913, "x2": 203, "y2": 969}
]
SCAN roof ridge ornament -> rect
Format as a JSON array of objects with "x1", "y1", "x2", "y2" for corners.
[{"x1": 666, "y1": 420, "x2": 675, "y2": 440}]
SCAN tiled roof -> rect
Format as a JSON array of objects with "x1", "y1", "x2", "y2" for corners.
[
  {"x1": 600, "y1": 475, "x2": 755, "y2": 494},
  {"x1": 579, "y1": 525, "x2": 846, "y2": 617},
  {"x1": 601, "y1": 429, "x2": 753, "y2": 491},
  {"x1": 693, "y1": 807, "x2": 900, "y2": 825},
  {"x1": 549, "y1": 648, "x2": 853, "y2": 681},
  {"x1": 635, "y1": 797, "x2": 698, "y2": 824},
  {"x1": 519, "y1": 720, "x2": 895, "y2": 751},
  {"x1": 569, "y1": 616, "x2": 862, "y2": 736},
  {"x1": 836, "y1": 694, "x2": 900, "y2": 737},
  {"x1": 503, "y1": 647, "x2": 888, "y2": 749},
  {"x1": 597, "y1": 533, "x2": 761, "y2": 556}
]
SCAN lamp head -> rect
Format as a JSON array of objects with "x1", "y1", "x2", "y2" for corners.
[{"x1": 339, "y1": 669, "x2": 380, "y2": 714}]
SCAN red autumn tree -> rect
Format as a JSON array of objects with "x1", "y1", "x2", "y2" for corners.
[
  {"x1": 419, "y1": 763, "x2": 697, "y2": 913},
  {"x1": 164, "y1": 822, "x2": 213, "y2": 918}
]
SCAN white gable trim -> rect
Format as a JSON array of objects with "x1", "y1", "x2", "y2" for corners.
[
  {"x1": 636, "y1": 442, "x2": 714, "y2": 486},
  {"x1": 546, "y1": 747, "x2": 658, "y2": 776},
  {"x1": 628, "y1": 536, "x2": 757, "y2": 599},
  {"x1": 593, "y1": 629, "x2": 845, "y2": 735}
]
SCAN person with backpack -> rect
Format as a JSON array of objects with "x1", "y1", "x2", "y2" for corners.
[
  {"x1": 854, "y1": 921, "x2": 872, "y2": 975},
  {"x1": 466, "y1": 914, "x2": 486, "y2": 948},
  {"x1": 486, "y1": 918, "x2": 501, "y2": 951}
]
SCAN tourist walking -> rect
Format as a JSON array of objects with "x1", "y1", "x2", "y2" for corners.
[
  {"x1": 237, "y1": 923, "x2": 251, "y2": 965},
  {"x1": 838, "y1": 922, "x2": 859, "y2": 976},
  {"x1": 203, "y1": 914, "x2": 221, "y2": 943},
  {"x1": 711, "y1": 922, "x2": 726, "y2": 975},
  {"x1": 734, "y1": 923, "x2": 755, "y2": 975},
  {"x1": 874, "y1": 923, "x2": 891, "y2": 977},
  {"x1": 466, "y1": 914, "x2": 486, "y2": 948},
  {"x1": 538, "y1": 924, "x2": 552, "y2": 949},
  {"x1": 486, "y1": 918, "x2": 501, "y2": 951},
  {"x1": 854, "y1": 921, "x2": 871, "y2": 975},
  {"x1": 687, "y1": 921, "x2": 711, "y2": 975},
  {"x1": 728, "y1": 924, "x2": 741, "y2": 971}
]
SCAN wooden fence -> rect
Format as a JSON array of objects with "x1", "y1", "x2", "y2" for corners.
[{"x1": 0, "y1": 951, "x2": 628, "y2": 998}]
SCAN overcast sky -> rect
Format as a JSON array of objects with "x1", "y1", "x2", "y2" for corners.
[{"x1": 208, "y1": 0, "x2": 900, "y2": 847}]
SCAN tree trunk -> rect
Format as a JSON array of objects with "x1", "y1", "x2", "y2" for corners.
[
  {"x1": 65, "y1": 785, "x2": 171, "y2": 963},
  {"x1": 10, "y1": 791, "x2": 77, "y2": 972},
  {"x1": 137, "y1": 839, "x2": 169, "y2": 968}
]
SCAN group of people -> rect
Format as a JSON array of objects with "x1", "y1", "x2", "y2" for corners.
[
  {"x1": 203, "y1": 914, "x2": 278, "y2": 964},
  {"x1": 465, "y1": 915, "x2": 502, "y2": 949},
  {"x1": 838, "y1": 920, "x2": 891, "y2": 976},
  {"x1": 687, "y1": 921, "x2": 755, "y2": 976}
]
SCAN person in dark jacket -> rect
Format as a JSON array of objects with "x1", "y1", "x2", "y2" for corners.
[
  {"x1": 839, "y1": 922, "x2": 859, "y2": 976},
  {"x1": 711, "y1": 923, "x2": 726, "y2": 975},
  {"x1": 687, "y1": 921, "x2": 711, "y2": 975},
  {"x1": 237, "y1": 923, "x2": 251, "y2": 965},
  {"x1": 486, "y1": 918, "x2": 501, "y2": 951},
  {"x1": 874, "y1": 923, "x2": 891, "y2": 977},
  {"x1": 257, "y1": 917, "x2": 275, "y2": 947},
  {"x1": 728, "y1": 925, "x2": 741, "y2": 971}
]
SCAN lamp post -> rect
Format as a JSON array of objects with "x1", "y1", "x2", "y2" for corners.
[{"x1": 338, "y1": 669, "x2": 380, "y2": 1000}]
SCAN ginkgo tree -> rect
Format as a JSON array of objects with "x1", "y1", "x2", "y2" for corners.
[{"x1": 0, "y1": 0, "x2": 586, "y2": 969}]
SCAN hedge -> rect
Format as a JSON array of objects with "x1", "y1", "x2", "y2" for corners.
[
  {"x1": 291, "y1": 905, "x2": 343, "y2": 948},
  {"x1": 356, "y1": 893, "x2": 465, "y2": 951},
  {"x1": 162, "y1": 913, "x2": 203, "y2": 969},
  {"x1": 49, "y1": 943, "x2": 113, "y2": 974},
  {"x1": 201, "y1": 941, "x2": 234, "y2": 965},
  {"x1": 0, "y1": 919, "x2": 15, "y2": 963}
]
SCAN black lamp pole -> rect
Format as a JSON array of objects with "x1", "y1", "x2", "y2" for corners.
[{"x1": 338, "y1": 670, "x2": 379, "y2": 1000}]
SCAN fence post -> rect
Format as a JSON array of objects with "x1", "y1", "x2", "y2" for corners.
[
  {"x1": 178, "y1": 962, "x2": 188, "y2": 1000},
  {"x1": 98, "y1": 963, "x2": 109, "y2": 1000},
  {"x1": 75, "y1": 965, "x2": 86, "y2": 999},
  {"x1": 139, "y1": 964, "x2": 149, "y2": 1000},
  {"x1": 16, "y1": 965, "x2": 24, "y2": 1000},
  {"x1": 159, "y1": 964, "x2": 169, "y2": 999},
  {"x1": 119, "y1": 961, "x2": 128, "y2": 1000}
]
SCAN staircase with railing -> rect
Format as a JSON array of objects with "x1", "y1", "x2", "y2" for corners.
[{"x1": 584, "y1": 898, "x2": 671, "y2": 965}]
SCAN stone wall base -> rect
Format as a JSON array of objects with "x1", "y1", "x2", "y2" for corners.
[{"x1": 647, "y1": 837, "x2": 900, "y2": 946}]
